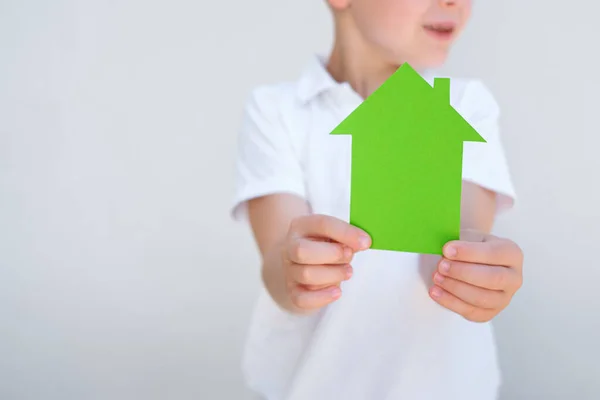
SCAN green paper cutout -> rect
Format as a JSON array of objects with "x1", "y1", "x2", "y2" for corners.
[{"x1": 330, "y1": 63, "x2": 486, "y2": 255}]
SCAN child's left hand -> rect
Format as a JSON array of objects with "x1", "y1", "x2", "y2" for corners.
[{"x1": 429, "y1": 229, "x2": 523, "y2": 322}]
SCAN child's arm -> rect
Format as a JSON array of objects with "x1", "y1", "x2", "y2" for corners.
[
  {"x1": 460, "y1": 180, "x2": 497, "y2": 234},
  {"x1": 247, "y1": 193, "x2": 371, "y2": 315},
  {"x1": 248, "y1": 193, "x2": 310, "y2": 312}
]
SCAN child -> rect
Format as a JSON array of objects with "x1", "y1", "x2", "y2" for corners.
[{"x1": 231, "y1": 1, "x2": 524, "y2": 399}]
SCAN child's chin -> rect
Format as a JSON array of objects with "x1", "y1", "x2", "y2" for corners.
[
  {"x1": 388, "y1": 50, "x2": 448, "y2": 71},
  {"x1": 413, "y1": 53, "x2": 448, "y2": 70}
]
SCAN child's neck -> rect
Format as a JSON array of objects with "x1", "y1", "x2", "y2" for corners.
[{"x1": 326, "y1": 21, "x2": 399, "y2": 100}]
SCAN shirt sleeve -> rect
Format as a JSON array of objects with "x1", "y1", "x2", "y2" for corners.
[
  {"x1": 230, "y1": 86, "x2": 307, "y2": 222},
  {"x1": 458, "y1": 80, "x2": 517, "y2": 214}
]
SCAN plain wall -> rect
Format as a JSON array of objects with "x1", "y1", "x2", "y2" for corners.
[{"x1": 0, "y1": 1, "x2": 598, "y2": 399}]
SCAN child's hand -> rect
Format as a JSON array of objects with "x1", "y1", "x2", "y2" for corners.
[
  {"x1": 429, "y1": 229, "x2": 524, "y2": 322},
  {"x1": 283, "y1": 215, "x2": 371, "y2": 313}
]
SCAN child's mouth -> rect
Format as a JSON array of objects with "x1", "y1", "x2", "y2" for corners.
[{"x1": 423, "y1": 23, "x2": 456, "y2": 40}]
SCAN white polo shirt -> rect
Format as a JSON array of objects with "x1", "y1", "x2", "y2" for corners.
[{"x1": 231, "y1": 55, "x2": 516, "y2": 400}]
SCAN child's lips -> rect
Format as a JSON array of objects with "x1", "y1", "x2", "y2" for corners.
[{"x1": 423, "y1": 23, "x2": 456, "y2": 40}]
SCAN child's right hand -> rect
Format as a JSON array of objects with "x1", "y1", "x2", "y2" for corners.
[{"x1": 282, "y1": 214, "x2": 372, "y2": 312}]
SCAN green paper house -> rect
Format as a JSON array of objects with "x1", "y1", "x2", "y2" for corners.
[{"x1": 330, "y1": 63, "x2": 486, "y2": 255}]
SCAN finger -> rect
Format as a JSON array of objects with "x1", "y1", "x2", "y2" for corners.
[
  {"x1": 290, "y1": 284, "x2": 342, "y2": 310},
  {"x1": 288, "y1": 237, "x2": 353, "y2": 265},
  {"x1": 443, "y1": 236, "x2": 522, "y2": 268},
  {"x1": 290, "y1": 264, "x2": 352, "y2": 286},
  {"x1": 292, "y1": 214, "x2": 371, "y2": 251},
  {"x1": 432, "y1": 273, "x2": 506, "y2": 309},
  {"x1": 429, "y1": 286, "x2": 495, "y2": 323},
  {"x1": 437, "y1": 259, "x2": 521, "y2": 291},
  {"x1": 459, "y1": 228, "x2": 487, "y2": 242}
]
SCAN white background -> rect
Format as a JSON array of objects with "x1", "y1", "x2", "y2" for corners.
[{"x1": 1, "y1": 1, "x2": 598, "y2": 399}]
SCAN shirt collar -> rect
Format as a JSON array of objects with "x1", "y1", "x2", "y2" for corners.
[
  {"x1": 296, "y1": 53, "x2": 438, "y2": 105},
  {"x1": 296, "y1": 54, "x2": 341, "y2": 105}
]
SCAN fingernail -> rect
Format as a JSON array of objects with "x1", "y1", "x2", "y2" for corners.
[
  {"x1": 439, "y1": 260, "x2": 450, "y2": 273},
  {"x1": 444, "y1": 245, "x2": 457, "y2": 258},
  {"x1": 431, "y1": 286, "x2": 443, "y2": 299},
  {"x1": 330, "y1": 287, "x2": 342, "y2": 299},
  {"x1": 344, "y1": 266, "x2": 353, "y2": 279},
  {"x1": 434, "y1": 273, "x2": 444, "y2": 284},
  {"x1": 359, "y1": 234, "x2": 371, "y2": 250}
]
